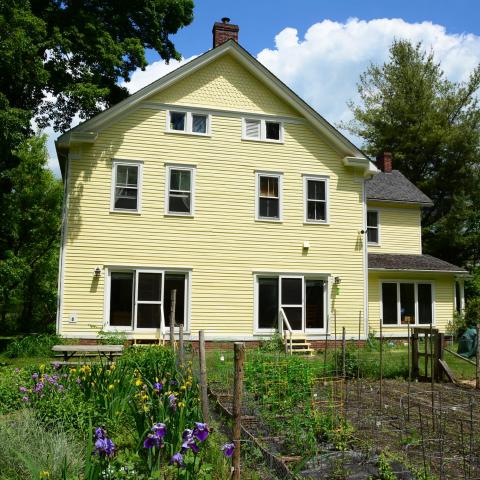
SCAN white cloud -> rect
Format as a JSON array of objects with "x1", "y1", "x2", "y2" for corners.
[
  {"x1": 45, "y1": 18, "x2": 480, "y2": 175},
  {"x1": 257, "y1": 18, "x2": 480, "y2": 134}
]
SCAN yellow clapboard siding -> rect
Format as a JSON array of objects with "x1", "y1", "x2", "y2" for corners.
[
  {"x1": 61, "y1": 89, "x2": 367, "y2": 338},
  {"x1": 367, "y1": 202, "x2": 422, "y2": 254},
  {"x1": 368, "y1": 271, "x2": 454, "y2": 335}
]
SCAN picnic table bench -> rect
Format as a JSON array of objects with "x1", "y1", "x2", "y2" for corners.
[{"x1": 51, "y1": 344, "x2": 124, "y2": 366}]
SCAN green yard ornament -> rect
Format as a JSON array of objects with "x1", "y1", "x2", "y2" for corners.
[{"x1": 457, "y1": 327, "x2": 478, "y2": 359}]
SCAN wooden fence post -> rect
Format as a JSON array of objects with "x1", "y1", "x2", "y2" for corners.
[
  {"x1": 169, "y1": 289, "x2": 177, "y2": 351},
  {"x1": 233, "y1": 342, "x2": 245, "y2": 480},
  {"x1": 412, "y1": 330, "x2": 419, "y2": 380},
  {"x1": 341, "y1": 327, "x2": 346, "y2": 378},
  {"x1": 198, "y1": 330, "x2": 209, "y2": 422},
  {"x1": 476, "y1": 325, "x2": 480, "y2": 390},
  {"x1": 379, "y1": 320, "x2": 383, "y2": 410},
  {"x1": 179, "y1": 324, "x2": 184, "y2": 367}
]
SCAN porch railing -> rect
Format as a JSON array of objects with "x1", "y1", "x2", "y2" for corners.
[{"x1": 279, "y1": 307, "x2": 293, "y2": 355}]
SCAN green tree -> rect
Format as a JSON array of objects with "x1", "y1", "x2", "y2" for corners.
[
  {"x1": 0, "y1": 135, "x2": 63, "y2": 332},
  {"x1": 342, "y1": 40, "x2": 480, "y2": 269}
]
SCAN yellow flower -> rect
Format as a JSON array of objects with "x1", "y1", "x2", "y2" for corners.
[
  {"x1": 180, "y1": 385, "x2": 186, "y2": 391},
  {"x1": 39, "y1": 364, "x2": 45, "y2": 373},
  {"x1": 143, "y1": 405, "x2": 150, "y2": 412},
  {"x1": 135, "y1": 379, "x2": 143, "y2": 387},
  {"x1": 108, "y1": 384, "x2": 114, "y2": 390},
  {"x1": 69, "y1": 368, "x2": 77, "y2": 374},
  {"x1": 39, "y1": 471, "x2": 50, "y2": 479},
  {"x1": 178, "y1": 401, "x2": 185, "y2": 408}
]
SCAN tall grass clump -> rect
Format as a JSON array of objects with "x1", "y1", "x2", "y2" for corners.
[{"x1": 4, "y1": 334, "x2": 62, "y2": 358}]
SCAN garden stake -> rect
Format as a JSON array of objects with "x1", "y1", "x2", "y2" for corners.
[
  {"x1": 476, "y1": 324, "x2": 480, "y2": 389},
  {"x1": 179, "y1": 324, "x2": 184, "y2": 367},
  {"x1": 379, "y1": 320, "x2": 383, "y2": 412},
  {"x1": 407, "y1": 320, "x2": 411, "y2": 421},
  {"x1": 323, "y1": 331, "x2": 328, "y2": 375},
  {"x1": 334, "y1": 310, "x2": 337, "y2": 375},
  {"x1": 199, "y1": 330, "x2": 209, "y2": 423},
  {"x1": 341, "y1": 326, "x2": 346, "y2": 378},
  {"x1": 460, "y1": 420, "x2": 468, "y2": 480},
  {"x1": 430, "y1": 322, "x2": 435, "y2": 432},
  {"x1": 418, "y1": 403, "x2": 428, "y2": 478},
  {"x1": 169, "y1": 289, "x2": 177, "y2": 351},
  {"x1": 233, "y1": 342, "x2": 245, "y2": 480}
]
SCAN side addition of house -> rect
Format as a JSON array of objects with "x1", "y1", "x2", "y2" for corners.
[{"x1": 55, "y1": 19, "x2": 467, "y2": 345}]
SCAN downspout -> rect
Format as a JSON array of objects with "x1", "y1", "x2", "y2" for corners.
[
  {"x1": 56, "y1": 152, "x2": 70, "y2": 335},
  {"x1": 362, "y1": 177, "x2": 369, "y2": 337}
]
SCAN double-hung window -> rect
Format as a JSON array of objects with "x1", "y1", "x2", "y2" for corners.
[
  {"x1": 367, "y1": 210, "x2": 380, "y2": 244},
  {"x1": 243, "y1": 118, "x2": 283, "y2": 142},
  {"x1": 304, "y1": 176, "x2": 328, "y2": 223},
  {"x1": 166, "y1": 165, "x2": 196, "y2": 215},
  {"x1": 381, "y1": 281, "x2": 433, "y2": 326},
  {"x1": 108, "y1": 269, "x2": 189, "y2": 330},
  {"x1": 112, "y1": 161, "x2": 142, "y2": 212},
  {"x1": 256, "y1": 172, "x2": 282, "y2": 221},
  {"x1": 167, "y1": 111, "x2": 210, "y2": 135}
]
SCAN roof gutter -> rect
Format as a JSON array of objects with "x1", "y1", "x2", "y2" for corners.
[
  {"x1": 343, "y1": 156, "x2": 379, "y2": 177},
  {"x1": 369, "y1": 267, "x2": 469, "y2": 275}
]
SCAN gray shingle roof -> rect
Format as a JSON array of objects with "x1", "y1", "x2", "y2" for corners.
[
  {"x1": 368, "y1": 253, "x2": 466, "y2": 273},
  {"x1": 366, "y1": 170, "x2": 433, "y2": 206}
]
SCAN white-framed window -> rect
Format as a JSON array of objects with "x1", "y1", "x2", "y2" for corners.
[
  {"x1": 381, "y1": 280, "x2": 434, "y2": 326},
  {"x1": 242, "y1": 118, "x2": 283, "y2": 143},
  {"x1": 111, "y1": 160, "x2": 143, "y2": 212},
  {"x1": 106, "y1": 268, "x2": 190, "y2": 331},
  {"x1": 254, "y1": 274, "x2": 327, "y2": 333},
  {"x1": 255, "y1": 172, "x2": 283, "y2": 221},
  {"x1": 367, "y1": 210, "x2": 380, "y2": 244},
  {"x1": 166, "y1": 110, "x2": 210, "y2": 136},
  {"x1": 165, "y1": 165, "x2": 196, "y2": 216},
  {"x1": 304, "y1": 175, "x2": 329, "y2": 223}
]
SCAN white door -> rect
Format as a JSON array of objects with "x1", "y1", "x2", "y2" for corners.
[{"x1": 279, "y1": 276, "x2": 304, "y2": 332}]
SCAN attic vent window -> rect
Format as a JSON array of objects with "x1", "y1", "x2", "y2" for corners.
[
  {"x1": 243, "y1": 118, "x2": 283, "y2": 143},
  {"x1": 166, "y1": 111, "x2": 210, "y2": 136}
]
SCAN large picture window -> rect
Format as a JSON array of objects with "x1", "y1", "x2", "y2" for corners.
[
  {"x1": 256, "y1": 275, "x2": 326, "y2": 332},
  {"x1": 107, "y1": 269, "x2": 189, "y2": 330},
  {"x1": 381, "y1": 281, "x2": 433, "y2": 326},
  {"x1": 112, "y1": 161, "x2": 142, "y2": 212}
]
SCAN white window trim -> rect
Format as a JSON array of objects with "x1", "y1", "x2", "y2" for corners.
[
  {"x1": 303, "y1": 174, "x2": 330, "y2": 224},
  {"x1": 255, "y1": 171, "x2": 283, "y2": 222},
  {"x1": 380, "y1": 280, "x2": 435, "y2": 327},
  {"x1": 242, "y1": 118, "x2": 284, "y2": 143},
  {"x1": 253, "y1": 273, "x2": 328, "y2": 335},
  {"x1": 165, "y1": 109, "x2": 211, "y2": 136},
  {"x1": 367, "y1": 209, "x2": 381, "y2": 246},
  {"x1": 104, "y1": 267, "x2": 191, "y2": 333},
  {"x1": 110, "y1": 159, "x2": 143, "y2": 213},
  {"x1": 165, "y1": 164, "x2": 196, "y2": 217}
]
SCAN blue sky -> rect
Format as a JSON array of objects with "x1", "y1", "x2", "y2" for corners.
[
  {"x1": 46, "y1": 1, "x2": 480, "y2": 174},
  {"x1": 158, "y1": 0, "x2": 480, "y2": 61}
]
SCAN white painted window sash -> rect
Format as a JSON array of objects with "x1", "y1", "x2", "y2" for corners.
[
  {"x1": 110, "y1": 160, "x2": 143, "y2": 213},
  {"x1": 303, "y1": 175, "x2": 329, "y2": 224},
  {"x1": 165, "y1": 165, "x2": 196, "y2": 216},
  {"x1": 255, "y1": 171, "x2": 283, "y2": 221},
  {"x1": 166, "y1": 110, "x2": 210, "y2": 136},
  {"x1": 242, "y1": 118, "x2": 284, "y2": 143}
]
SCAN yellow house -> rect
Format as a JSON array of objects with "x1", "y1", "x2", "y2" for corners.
[{"x1": 55, "y1": 19, "x2": 467, "y2": 346}]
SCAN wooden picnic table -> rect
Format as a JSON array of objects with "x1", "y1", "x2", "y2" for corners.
[{"x1": 52, "y1": 344, "x2": 124, "y2": 364}]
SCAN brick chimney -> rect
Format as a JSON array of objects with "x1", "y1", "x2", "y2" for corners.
[
  {"x1": 376, "y1": 151, "x2": 393, "y2": 173},
  {"x1": 212, "y1": 17, "x2": 239, "y2": 48}
]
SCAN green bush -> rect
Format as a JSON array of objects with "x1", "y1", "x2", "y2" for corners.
[
  {"x1": 3, "y1": 334, "x2": 62, "y2": 358},
  {"x1": 259, "y1": 333, "x2": 284, "y2": 353}
]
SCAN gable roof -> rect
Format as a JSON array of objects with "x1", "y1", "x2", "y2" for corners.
[
  {"x1": 56, "y1": 40, "x2": 375, "y2": 175},
  {"x1": 366, "y1": 170, "x2": 433, "y2": 206},
  {"x1": 368, "y1": 253, "x2": 466, "y2": 273}
]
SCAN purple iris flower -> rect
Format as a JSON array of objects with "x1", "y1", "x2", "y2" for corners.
[
  {"x1": 143, "y1": 433, "x2": 162, "y2": 449},
  {"x1": 170, "y1": 380, "x2": 178, "y2": 386},
  {"x1": 19, "y1": 386, "x2": 28, "y2": 393},
  {"x1": 193, "y1": 422, "x2": 209, "y2": 442},
  {"x1": 33, "y1": 382, "x2": 44, "y2": 393},
  {"x1": 168, "y1": 394, "x2": 177, "y2": 410},
  {"x1": 222, "y1": 442, "x2": 235, "y2": 458},
  {"x1": 14, "y1": 368, "x2": 20, "y2": 373},
  {"x1": 76, "y1": 377, "x2": 81, "y2": 384},
  {"x1": 32, "y1": 373, "x2": 39, "y2": 380},
  {"x1": 95, "y1": 427, "x2": 106, "y2": 439},
  {"x1": 21, "y1": 396, "x2": 29, "y2": 402},
  {"x1": 151, "y1": 423, "x2": 167, "y2": 439},
  {"x1": 153, "y1": 382, "x2": 163, "y2": 392},
  {"x1": 170, "y1": 452, "x2": 184, "y2": 467},
  {"x1": 181, "y1": 429, "x2": 199, "y2": 454},
  {"x1": 52, "y1": 362, "x2": 61, "y2": 370},
  {"x1": 95, "y1": 437, "x2": 115, "y2": 457}
]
